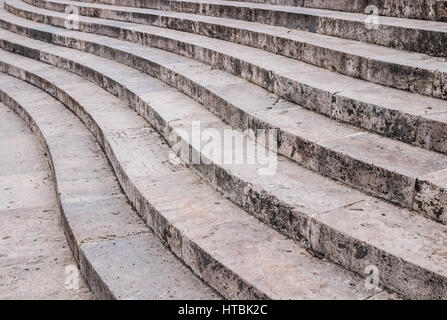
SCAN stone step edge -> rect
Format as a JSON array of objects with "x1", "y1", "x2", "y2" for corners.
[
  {"x1": 1, "y1": 13, "x2": 446, "y2": 224},
  {"x1": 0, "y1": 84, "x2": 143, "y2": 299},
  {"x1": 17, "y1": 0, "x2": 447, "y2": 99},
  {"x1": 59, "y1": 0, "x2": 447, "y2": 22},
  {"x1": 167, "y1": 0, "x2": 447, "y2": 57},
  {"x1": 179, "y1": 0, "x2": 447, "y2": 21},
  {"x1": 0, "y1": 74, "x2": 219, "y2": 301},
  {"x1": 7, "y1": 0, "x2": 447, "y2": 136},
  {"x1": 0, "y1": 51, "x2": 399, "y2": 300},
  {"x1": 0, "y1": 37, "x2": 445, "y2": 299},
  {"x1": 0, "y1": 64, "x2": 259, "y2": 300}
]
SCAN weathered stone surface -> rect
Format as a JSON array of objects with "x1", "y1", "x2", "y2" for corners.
[
  {"x1": 11, "y1": 0, "x2": 447, "y2": 102},
  {"x1": 79, "y1": 233, "x2": 220, "y2": 300},
  {"x1": 414, "y1": 170, "x2": 447, "y2": 222},
  {"x1": 5, "y1": 0, "x2": 447, "y2": 163},
  {"x1": 3, "y1": 1, "x2": 447, "y2": 156},
  {"x1": 0, "y1": 38, "x2": 445, "y2": 299},
  {"x1": 311, "y1": 198, "x2": 447, "y2": 299},
  {"x1": 0, "y1": 73, "x2": 217, "y2": 300},
  {"x1": 0, "y1": 47, "x2": 397, "y2": 299},
  {"x1": 218, "y1": 0, "x2": 447, "y2": 21},
  {"x1": 1, "y1": 21, "x2": 446, "y2": 218},
  {"x1": 81, "y1": 0, "x2": 446, "y2": 21},
  {"x1": 1, "y1": 0, "x2": 446, "y2": 300},
  {"x1": 168, "y1": 0, "x2": 447, "y2": 56},
  {"x1": 0, "y1": 102, "x2": 92, "y2": 300}
]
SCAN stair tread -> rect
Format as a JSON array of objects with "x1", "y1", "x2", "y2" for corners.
[
  {"x1": 7, "y1": 0, "x2": 447, "y2": 131},
  {"x1": 22, "y1": 0, "x2": 446, "y2": 57},
  {"x1": 0, "y1": 25, "x2": 445, "y2": 298},
  {"x1": 0, "y1": 101, "x2": 93, "y2": 299},
  {"x1": 2, "y1": 11, "x2": 447, "y2": 213},
  {"x1": 0, "y1": 73, "x2": 219, "y2": 300},
  {"x1": 20, "y1": 0, "x2": 447, "y2": 73},
  {"x1": 0, "y1": 48, "x2": 391, "y2": 299},
  {"x1": 170, "y1": 0, "x2": 447, "y2": 31}
]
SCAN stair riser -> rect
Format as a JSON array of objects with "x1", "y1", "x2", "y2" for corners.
[
  {"x1": 37, "y1": 0, "x2": 447, "y2": 22},
  {"x1": 0, "y1": 90, "x2": 120, "y2": 299},
  {"x1": 77, "y1": 252, "x2": 116, "y2": 299},
  {"x1": 414, "y1": 179, "x2": 447, "y2": 223},
  {"x1": 3, "y1": 16, "x2": 446, "y2": 222},
  {"x1": 0, "y1": 59, "x2": 271, "y2": 300},
  {"x1": 310, "y1": 219, "x2": 447, "y2": 299},
  {"x1": 2, "y1": 42, "x2": 446, "y2": 299},
  {"x1": 169, "y1": 1, "x2": 447, "y2": 57},
  {"x1": 80, "y1": 0, "x2": 170, "y2": 9},
  {"x1": 199, "y1": 0, "x2": 447, "y2": 21},
  {"x1": 20, "y1": 0, "x2": 447, "y2": 101},
  {"x1": 1, "y1": 37, "x2": 305, "y2": 243},
  {"x1": 0, "y1": 76, "x2": 223, "y2": 301},
  {"x1": 0, "y1": 89, "x2": 84, "y2": 262}
]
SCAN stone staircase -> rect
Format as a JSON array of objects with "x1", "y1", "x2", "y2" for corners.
[{"x1": 0, "y1": 0, "x2": 445, "y2": 300}]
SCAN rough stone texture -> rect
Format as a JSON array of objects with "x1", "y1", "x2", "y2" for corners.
[
  {"x1": 0, "y1": 18, "x2": 446, "y2": 220},
  {"x1": 0, "y1": 73, "x2": 218, "y2": 300},
  {"x1": 79, "y1": 234, "x2": 221, "y2": 300},
  {"x1": 3, "y1": 0, "x2": 447, "y2": 158},
  {"x1": 168, "y1": 0, "x2": 447, "y2": 56},
  {"x1": 0, "y1": 36, "x2": 446, "y2": 299},
  {"x1": 14, "y1": 0, "x2": 447, "y2": 102},
  {"x1": 1, "y1": 0, "x2": 447, "y2": 301},
  {"x1": 0, "y1": 102, "x2": 92, "y2": 300},
  {"x1": 88, "y1": 0, "x2": 446, "y2": 21},
  {"x1": 0, "y1": 51, "x2": 386, "y2": 300}
]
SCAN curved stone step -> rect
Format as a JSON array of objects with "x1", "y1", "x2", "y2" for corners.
[
  {"x1": 15, "y1": 0, "x2": 447, "y2": 101},
  {"x1": 177, "y1": 0, "x2": 447, "y2": 22},
  {"x1": 24, "y1": 0, "x2": 447, "y2": 57},
  {"x1": 2, "y1": 12, "x2": 447, "y2": 222},
  {"x1": 0, "y1": 101, "x2": 92, "y2": 299},
  {"x1": 168, "y1": 0, "x2": 447, "y2": 57},
  {"x1": 0, "y1": 73, "x2": 219, "y2": 300},
  {"x1": 0, "y1": 32, "x2": 445, "y2": 299},
  {"x1": 79, "y1": 0, "x2": 170, "y2": 9},
  {"x1": 0, "y1": 50, "x2": 385, "y2": 300}
]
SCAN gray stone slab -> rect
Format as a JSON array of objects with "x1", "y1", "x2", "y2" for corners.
[
  {"x1": 0, "y1": 51, "x2": 384, "y2": 299},
  {"x1": 0, "y1": 33, "x2": 444, "y2": 298},
  {"x1": 79, "y1": 233, "x2": 220, "y2": 300},
  {"x1": 9, "y1": 0, "x2": 447, "y2": 100},
  {"x1": 0, "y1": 102, "x2": 92, "y2": 300},
  {"x1": 0, "y1": 73, "x2": 217, "y2": 300},
  {"x1": 2, "y1": 5, "x2": 447, "y2": 215},
  {"x1": 168, "y1": 0, "x2": 447, "y2": 56}
]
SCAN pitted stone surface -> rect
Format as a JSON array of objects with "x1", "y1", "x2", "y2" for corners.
[
  {"x1": 0, "y1": 73, "x2": 218, "y2": 300},
  {"x1": 4, "y1": 0, "x2": 447, "y2": 154},
  {"x1": 78, "y1": 0, "x2": 447, "y2": 21},
  {"x1": 1, "y1": 0, "x2": 446, "y2": 301},
  {"x1": 213, "y1": 0, "x2": 447, "y2": 21},
  {"x1": 69, "y1": 0, "x2": 447, "y2": 55},
  {"x1": 11, "y1": 0, "x2": 447, "y2": 102},
  {"x1": 0, "y1": 39, "x2": 445, "y2": 298},
  {"x1": 0, "y1": 48, "x2": 392, "y2": 300},
  {"x1": 0, "y1": 18, "x2": 446, "y2": 219},
  {"x1": 168, "y1": 0, "x2": 447, "y2": 56},
  {"x1": 0, "y1": 102, "x2": 92, "y2": 300}
]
